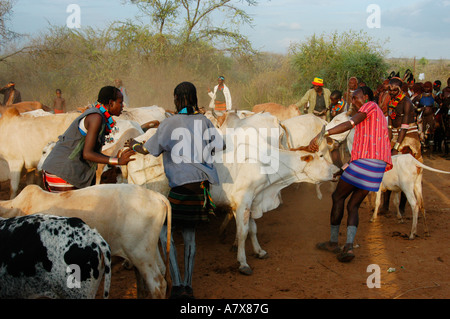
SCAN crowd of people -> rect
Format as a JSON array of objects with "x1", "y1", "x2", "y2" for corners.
[
  {"x1": 1, "y1": 72, "x2": 448, "y2": 298},
  {"x1": 295, "y1": 75, "x2": 449, "y2": 158},
  {"x1": 298, "y1": 74, "x2": 449, "y2": 264}
]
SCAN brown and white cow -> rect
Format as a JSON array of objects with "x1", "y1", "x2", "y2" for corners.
[
  {"x1": 0, "y1": 183, "x2": 172, "y2": 299},
  {"x1": 252, "y1": 103, "x2": 301, "y2": 122},
  {"x1": 0, "y1": 101, "x2": 51, "y2": 115}
]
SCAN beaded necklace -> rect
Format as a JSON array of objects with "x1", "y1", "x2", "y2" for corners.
[
  {"x1": 94, "y1": 102, "x2": 116, "y2": 134},
  {"x1": 331, "y1": 99, "x2": 345, "y2": 112},
  {"x1": 388, "y1": 92, "x2": 405, "y2": 120}
]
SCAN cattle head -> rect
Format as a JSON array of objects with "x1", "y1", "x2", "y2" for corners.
[{"x1": 300, "y1": 152, "x2": 340, "y2": 183}]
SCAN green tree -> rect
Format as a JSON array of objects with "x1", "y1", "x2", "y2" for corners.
[
  {"x1": 419, "y1": 57, "x2": 429, "y2": 67},
  {"x1": 290, "y1": 30, "x2": 389, "y2": 94},
  {"x1": 0, "y1": 0, "x2": 18, "y2": 46},
  {"x1": 128, "y1": 0, "x2": 258, "y2": 55}
]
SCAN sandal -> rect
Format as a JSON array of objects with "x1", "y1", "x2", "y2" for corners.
[
  {"x1": 337, "y1": 249, "x2": 355, "y2": 263},
  {"x1": 316, "y1": 241, "x2": 342, "y2": 254}
]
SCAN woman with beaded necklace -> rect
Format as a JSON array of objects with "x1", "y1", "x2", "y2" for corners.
[{"x1": 42, "y1": 86, "x2": 135, "y2": 192}]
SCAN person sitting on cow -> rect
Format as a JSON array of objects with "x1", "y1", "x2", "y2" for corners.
[
  {"x1": 309, "y1": 85, "x2": 392, "y2": 263},
  {"x1": 0, "y1": 81, "x2": 22, "y2": 106},
  {"x1": 41, "y1": 86, "x2": 135, "y2": 192},
  {"x1": 127, "y1": 81, "x2": 225, "y2": 299},
  {"x1": 295, "y1": 77, "x2": 331, "y2": 121}
]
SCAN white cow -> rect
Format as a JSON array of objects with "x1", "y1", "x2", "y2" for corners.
[
  {"x1": 0, "y1": 108, "x2": 79, "y2": 198},
  {"x1": 0, "y1": 183, "x2": 172, "y2": 299},
  {"x1": 120, "y1": 113, "x2": 339, "y2": 275},
  {"x1": 211, "y1": 130, "x2": 339, "y2": 275},
  {"x1": 96, "y1": 119, "x2": 144, "y2": 184},
  {"x1": 0, "y1": 214, "x2": 111, "y2": 299},
  {"x1": 372, "y1": 154, "x2": 450, "y2": 239},
  {"x1": 120, "y1": 129, "x2": 169, "y2": 196},
  {"x1": 115, "y1": 105, "x2": 168, "y2": 126}
]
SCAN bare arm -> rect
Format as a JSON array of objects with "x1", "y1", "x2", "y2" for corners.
[
  {"x1": 307, "y1": 111, "x2": 367, "y2": 152},
  {"x1": 83, "y1": 113, "x2": 135, "y2": 165}
]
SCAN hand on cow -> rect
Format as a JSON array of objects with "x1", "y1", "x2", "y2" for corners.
[
  {"x1": 118, "y1": 148, "x2": 136, "y2": 165},
  {"x1": 125, "y1": 138, "x2": 138, "y2": 150},
  {"x1": 333, "y1": 168, "x2": 344, "y2": 179},
  {"x1": 125, "y1": 138, "x2": 149, "y2": 155},
  {"x1": 391, "y1": 149, "x2": 399, "y2": 156},
  {"x1": 306, "y1": 137, "x2": 320, "y2": 153}
]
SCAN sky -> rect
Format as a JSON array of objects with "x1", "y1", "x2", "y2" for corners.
[{"x1": 7, "y1": 0, "x2": 450, "y2": 60}]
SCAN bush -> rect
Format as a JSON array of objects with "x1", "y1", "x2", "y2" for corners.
[{"x1": 289, "y1": 30, "x2": 389, "y2": 96}]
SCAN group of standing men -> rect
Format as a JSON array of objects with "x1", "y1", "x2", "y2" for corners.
[{"x1": 293, "y1": 75, "x2": 449, "y2": 159}]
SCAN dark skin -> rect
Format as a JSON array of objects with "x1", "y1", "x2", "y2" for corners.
[
  {"x1": 208, "y1": 78, "x2": 225, "y2": 94},
  {"x1": 309, "y1": 89, "x2": 372, "y2": 255},
  {"x1": 313, "y1": 84, "x2": 323, "y2": 95},
  {"x1": 83, "y1": 92, "x2": 135, "y2": 165},
  {"x1": 387, "y1": 83, "x2": 415, "y2": 155},
  {"x1": 329, "y1": 95, "x2": 342, "y2": 118},
  {"x1": 343, "y1": 78, "x2": 358, "y2": 104}
]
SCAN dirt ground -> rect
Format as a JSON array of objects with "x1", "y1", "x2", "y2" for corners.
[
  {"x1": 2, "y1": 155, "x2": 449, "y2": 300},
  {"x1": 107, "y1": 155, "x2": 450, "y2": 300}
]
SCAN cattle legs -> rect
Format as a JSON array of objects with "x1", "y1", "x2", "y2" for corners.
[
  {"x1": 248, "y1": 217, "x2": 268, "y2": 261},
  {"x1": 234, "y1": 207, "x2": 269, "y2": 276},
  {"x1": 8, "y1": 160, "x2": 23, "y2": 199}
]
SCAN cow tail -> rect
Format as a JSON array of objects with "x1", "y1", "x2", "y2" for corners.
[
  {"x1": 163, "y1": 196, "x2": 173, "y2": 298},
  {"x1": 96, "y1": 234, "x2": 112, "y2": 299}
]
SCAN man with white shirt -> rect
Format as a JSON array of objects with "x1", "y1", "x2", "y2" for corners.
[{"x1": 208, "y1": 76, "x2": 232, "y2": 111}]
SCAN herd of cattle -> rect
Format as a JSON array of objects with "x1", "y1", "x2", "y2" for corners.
[{"x1": 0, "y1": 101, "x2": 448, "y2": 299}]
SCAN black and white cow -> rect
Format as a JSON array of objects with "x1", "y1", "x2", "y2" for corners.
[{"x1": 0, "y1": 214, "x2": 111, "y2": 299}]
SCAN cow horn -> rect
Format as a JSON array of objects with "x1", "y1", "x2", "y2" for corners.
[{"x1": 316, "y1": 125, "x2": 327, "y2": 146}]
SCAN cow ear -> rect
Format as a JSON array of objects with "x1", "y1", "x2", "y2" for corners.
[{"x1": 301, "y1": 155, "x2": 313, "y2": 162}]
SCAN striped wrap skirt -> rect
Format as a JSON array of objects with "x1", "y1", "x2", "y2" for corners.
[
  {"x1": 340, "y1": 159, "x2": 387, "y2": 192},
  {"x1": 42, "y1": 171, "x2": 78, "y2": 193},
  {"x1": 168, "y1": 181, "x2": 214, "y2": 227}
]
